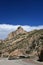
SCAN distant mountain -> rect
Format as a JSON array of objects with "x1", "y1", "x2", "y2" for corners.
[{"x1": 0, "y1": 27, "x2": 43, "y2": 59}]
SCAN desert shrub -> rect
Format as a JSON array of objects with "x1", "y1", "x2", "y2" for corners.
[
  {"x1": 26, "y1": 50, "x2": 31, "y2": 54},
  {"x1": 19, "y1": 56, "x2": 25, "y2": 58}
]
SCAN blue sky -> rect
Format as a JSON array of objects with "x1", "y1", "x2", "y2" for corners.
[
  {"x1": 0, "y1": 0, "x2": 43, "y2": 39},
  {"x1": 0, "y1": 0, "x2": 43, "y2": 25}
]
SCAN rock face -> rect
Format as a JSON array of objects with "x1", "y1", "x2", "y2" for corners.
[
  {"x1": 0, "y1": 27, "x2": 43, "y2": 59},
  {"x1": 7, "y1": 26, "x2": 27, "y2": 40},
  {"x1": 9, "y1": 49, "x2": 24, "y2": 56}
]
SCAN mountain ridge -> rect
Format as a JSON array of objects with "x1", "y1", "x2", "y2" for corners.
[{"x1": 0, "y1": 27, "x2": 43, "y2": 59}]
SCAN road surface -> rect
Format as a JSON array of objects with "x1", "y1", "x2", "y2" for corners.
[{"x1": 0, "y1": 59, "x2": 40, "y2": 65}]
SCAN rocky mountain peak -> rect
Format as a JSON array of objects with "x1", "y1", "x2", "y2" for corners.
[
  {"x1": 7, "y1": 26, "x2": 27, "y2": 40},
  {"x1": 16, "y1": 26, "x2": 26, "y2": 33},
  {"x1": 17, "y1": 26, "x2": 23, "y2": 30}
]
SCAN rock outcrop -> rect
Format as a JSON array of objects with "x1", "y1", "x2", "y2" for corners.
[
  {"x1": 7, "y1": 26, "x2": 27, "y2": 40},
  {"x1": 0, "y1": 27, "x2": 43, "y2": 59}
]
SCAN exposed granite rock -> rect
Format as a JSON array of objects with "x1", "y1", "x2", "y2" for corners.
[
  {"x1": 7, "y1": 26, "x2": 27, "y2": 40},
  {"x1": 0, "y1": 27, "x2": 43, "y2": 59}
]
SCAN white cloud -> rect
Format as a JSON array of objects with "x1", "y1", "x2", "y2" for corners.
[{"x1": 0, "y1": 24, "x2": 43, "y2": 39}]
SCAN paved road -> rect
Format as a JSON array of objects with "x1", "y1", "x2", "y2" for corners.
[{"x1": 0, "y1": 59, "x2": 38, "y2": 65}]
